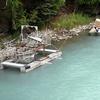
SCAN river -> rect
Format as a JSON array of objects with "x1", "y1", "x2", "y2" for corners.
[{"x1": 0, "y1": 33, "x2": 100, "y2": 100}]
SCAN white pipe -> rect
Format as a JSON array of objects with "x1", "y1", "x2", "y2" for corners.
[
  {"x1": 28, "y1": 36, "x2": 42, "y2": 42},
  {"x1": 38, "y1": 49, "x2": 58, "y2": 53},
  {"x1": 1, "y1": 62, "x2": 25, "y2": 68}
]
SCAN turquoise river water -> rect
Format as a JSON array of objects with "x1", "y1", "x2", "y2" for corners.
[{"x1": 0, "y1": 34, "x2": 100, "y2": 100}]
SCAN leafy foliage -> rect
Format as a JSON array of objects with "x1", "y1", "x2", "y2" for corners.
[
  {"x1": 6, "y1": 0, "x2": 65, "y2": 31},
  {"x1": 77, "y1": 0, "x2": 100, "y2": 4},
  {"x1": 35, "y1": 0, "x2": 65, "y2": 27},
  {"x1": 1, "y1": 0, "x2": 97, "y2": 34},
  {"x1": 8, "y1": 0, "x2": 23, "y2": 30}
]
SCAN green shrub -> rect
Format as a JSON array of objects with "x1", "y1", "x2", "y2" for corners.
[
  {"x1": 52, "y1": 0, "x2": 65, "y2": 10},
  {"x1": 15, "y1": 10, "x2": 29, "y2": 29},
  {"x1": 29, "y1": 10, "x2": 38, "y2": 24},
  {"x1": 51, "y1": 13, "x2": 91, "y2": 29},
  {"x1": 35, "y1": 0, "x2": 65, "y2": 27}
]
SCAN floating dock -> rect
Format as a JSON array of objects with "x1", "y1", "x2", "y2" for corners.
[
  {"x1": 0, "y1": 51, "x2": 62, "y2": 72},
  {"x1": 0, "y1": 25, "x2": 62, "y2": 72}
]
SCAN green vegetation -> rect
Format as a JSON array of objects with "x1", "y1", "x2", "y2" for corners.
[
  {"x1": 5, "y1": 0, "x2": 65, "y2": 31},
  {"x1": 51, "y1": 13, "x2": 91, "y2": 29},
  {"x1": 30, "y1": 0, "x2": 65, "y2": 27},
  {"x1": 0, "y1": 0, "x2": 100, "y2": 34},
  {"x1": 77, "y1": 0, "x2": 100, "y2": 4}
]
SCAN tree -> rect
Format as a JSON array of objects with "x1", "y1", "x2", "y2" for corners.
[
  {"x1": 77, "y1": 0, "x2": 100, "y2": 5},
  {"x1": 8, "y1": 0, "x2": 22, "y2": 30},
  {"x1": 65, "y1": 0, "x2": 100, "y2": 14},
  {"x1": 78, "y1": 0, "x2": 100, "y2": 15},
  {"x1": 34, "y1": 0, "x2": 65, "y2": 27}
]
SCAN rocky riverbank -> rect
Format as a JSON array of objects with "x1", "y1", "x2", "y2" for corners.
[
  {"x1": 0, "y1": 22, "x2": 93, "y2": 61},
  {"x1": 47, "y1": 23, "x2": 93, "y2": 41},
  {"x1": 0, "y1": 23, "x2": 93, "y2": 49}
]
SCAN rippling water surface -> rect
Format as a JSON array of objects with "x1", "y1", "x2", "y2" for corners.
[{"x1": 0, "y1": 34, "x2": 100, "y2": 100}]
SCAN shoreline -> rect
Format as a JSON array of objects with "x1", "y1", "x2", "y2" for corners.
[
  {"x1": 46, "y1": 23, "x2": 93, "y2": 41},
  {"x1": 0, "y1": 23, "x2": 93, "y2": 61},
  {"x1": 0, "y1": 23, "x2": 93, "y2": 50}
]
